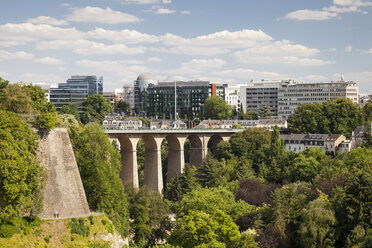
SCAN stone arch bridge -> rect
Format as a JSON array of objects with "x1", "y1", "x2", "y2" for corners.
[{"x1": 106, "y1": 129, "x2": 242, "y2": 194}]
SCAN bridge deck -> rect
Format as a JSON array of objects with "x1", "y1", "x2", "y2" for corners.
[{"x1": 105, "y1": 128, "x2": 245, "y2": 135}]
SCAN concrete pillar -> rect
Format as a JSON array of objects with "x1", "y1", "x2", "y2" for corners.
[
  {"x1": 119, "y1": 136, "x2": 140, "y2": 189},
  {"x1": 201, "y1": 135, "x2": 210, "y2": 160},
  {"x1": 143, "y1": 136, "x2": 164, "y2": 194},
  {"x1": 188, "y1": 135, "x2": 204, "y2": 167},
  {"x1": 167, "y1": 136, "x2": 187, "y2": 182}
]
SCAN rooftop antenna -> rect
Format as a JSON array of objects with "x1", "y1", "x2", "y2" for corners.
[
  {"x1": 174, "y1": 80, "x2": 177, "y2": 120},
  {"x1": 340, "y1": 73, "x2": 344, "y2": 81}
]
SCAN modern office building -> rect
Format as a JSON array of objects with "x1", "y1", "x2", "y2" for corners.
[
  {"x1": 240, "y1": 80, "x2": 282, "y2": 117},
  {"x1": 49, "y1": 75, "x2": 103, "y2": 113},
  {"x1": 240, "y1": 80, "x2": 359, "y2": 119},
  {"x1": 278, "y1": 80, "x2": 358, "y2": 119},
  {"x1": 123, "y1": 85, "x2": 135, "y2": 110},
  {"x1": 145, "y1": 80, "x2": 225, "y2": 119},
  {"x1": 134, "y1": 72, "x2": 158, "y2": 114}
]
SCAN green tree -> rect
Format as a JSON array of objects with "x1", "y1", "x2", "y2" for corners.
[
  {"x1": 82, "y1": 94, "x2": 112, "y2": 124},
  {"x1": 363, "y1": 102, "x2": 372, "y2": 123},
  {"x1": 33, "y1": 112, "x2": 57, "y2": 132},
  {"x1": 297, "y1": 194, "x2": 336, "y2": 248},
  {"x1": 241, "y1": 110, "x2": 258, "y2": 120},
  {"x1": 1, "y1": 83, "x2": 34, "y2": 114},
  {"x1": 127, "y1": 187, "x2": 172, "y2": 247},
  {"x1": 267, "y1": 126, "x2": 285, "y2": 182},
  {"x1": 114, "y1": 100, "x2": 132, "y2": 114},
  {"x1": 204, "y1": 96, "x2": 233, "y2": 120},
  {"x1": 258, "y1": 104, "x2": 273, "y2": 118},
  {"x1": 60, "y1": 103, "x2": 81, "y2": 122},
  {"x1": 27, "y1": 85, "x2": 56, "y2": 113},
  {"x1": 169, "y1": 210, "x2": 241, "y2": 248},
  {"x1": 71, "y1": 124, "x2": 129, "y2": 237},
  {"x1": 0, "y1": 77, "x2": 9, "y2": 104},
  {"x1": 164, "y1": 165, "x2": 200, "y2": 202},
  {"x1": 176, "y1": 187, "x2": 254, "y2": 221},
  {"x1": 0, "y1": 110, "x2": 45, "y2": 222}
]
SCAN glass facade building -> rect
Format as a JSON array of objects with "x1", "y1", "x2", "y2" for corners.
[
  {"x1": 145, "y1": 81, "x2": 225, "y2": 119},
  {"x1": 49, "y1": 75, "x2": 103, "y2": 113}
]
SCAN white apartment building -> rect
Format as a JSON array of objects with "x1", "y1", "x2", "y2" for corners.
[
  {"x1": 224, "y1": 84, "x2": 240, "y2": 110},
  {"x1": 240, "y1": 80, "x2": 359, "y2": 119}
]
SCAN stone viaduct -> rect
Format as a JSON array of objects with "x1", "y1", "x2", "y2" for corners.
[{"x1": 106, "y1": 129, "x2": 242, "y2": 194}]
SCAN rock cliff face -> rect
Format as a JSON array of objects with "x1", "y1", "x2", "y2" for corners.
[{"x1": 38, "y1": 128, "x2": 90, "y2": 218}]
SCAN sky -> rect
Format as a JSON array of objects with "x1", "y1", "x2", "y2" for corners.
[{"x1": 0, "y1": 0, "x2": 371, "y2": 93}]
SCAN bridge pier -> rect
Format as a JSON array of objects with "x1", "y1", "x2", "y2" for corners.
[
  {"x1": 143, "y1": 136, "x2": 164, "y2": 194},
  {"x1": 167, "y1": 136, "x2": 187, "y2": 182},
  {"x1": 118, "y1": 136, "x2": 140, "y2": 189}
]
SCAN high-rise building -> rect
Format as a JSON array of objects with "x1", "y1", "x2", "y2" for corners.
[
  {"x1": 145, "y1": 80, "x2": 225, "y2": 119},
  {"x1": 50, "y1": 75, "x2": 103, "y2": 113},
  {"x1": 123, "y1": 85, "x2": 135, "y2": 110},
  {"x1": 240, "y1": 80, "x2": 359, "y2": 119},
  {"x1": 134, "y1": 72, "x2": 158, "y2": 114}
]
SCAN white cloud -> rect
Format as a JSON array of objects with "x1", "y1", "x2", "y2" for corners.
[
  {"x1": 87, "y1": 28, "x2": 160, "y2": 43},
  {"x1": 300, "y1": 75, "x2": 329, "y2": 82},
  {"x1": 181, "y1": 10, "x2": 191, "y2": 14},
  {"x1": 171, "y1": 58, "x2": 226, "y2": 74},
  {"x1": 212, "y1": 68, "x2": 289, "y2": 82},
  {"x1": 323, "y1": 5, "x2": 365, "y2": 13},
  {"x1": 333, "y1": 0, "x2": 372, "y2": 7},
  {"x1": 36, "y1": 39, "x2": 146, "y2": 55},
  {"x1": 366, "y1": 48, "x2": 372, "y2": 53},
  {"x1": 162, "y1": 0, "x2": 172, "y2": 3},
  {"x1": 122, "y1": 0, "x2": 160, "y2": 4},
  {"x1": 345, "y1": 46, "x2": 353, "y2": 52},
  {"x1": 0, "y1": 23, "x2": 84, "y2": 47},
  {"x1": 66, "y1": 6, "x2": 141, "y2": 24},
  {"x1": 0, "y1": 50, "x2": 34, "y2": 61},
  {"x1": 26, "y1": 16, "x2": 68, "y2": 26},
  {"x1": 285, "y1": 9, "x2": 338, "y2": 20},
  {"x1": 147, "y1": 57, "x2": 162, "y2": 62},
  {"x1": 232, "y1": 40, "x2": 332, "y2": 66},
  {"x1": 154, "y1": 8, "x2": 176, "y2": 14},
  {"x1": 14, "y1": 73, "x2": 64, "y2": 84},
  {"x1": 34, "y1": 57, "x2": 65, "y2": 65},
  {"x1": 61, "y1": 3, "x2": 71, "y2": 7}
]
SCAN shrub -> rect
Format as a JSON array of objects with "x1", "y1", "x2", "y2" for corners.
[
  {"x1": 70, "y1": 218, "x2": 90, "y2": 237},
  {"x1": 0, "y1": 224, "x2": 19, "y2": 238}
]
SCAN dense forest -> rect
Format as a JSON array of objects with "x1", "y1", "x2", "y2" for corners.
[{"x1": 0, "y1": 77, "x2": 371, "y2": 247}]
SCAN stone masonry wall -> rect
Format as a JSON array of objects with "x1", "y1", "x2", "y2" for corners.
[{"x1": 37, "y1": 128, "x2": 90, "y2": 218}]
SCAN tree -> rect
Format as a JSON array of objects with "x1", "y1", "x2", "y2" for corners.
[
  {"x1": 0, "y1": 77, "x2": 9, "y2": 104},
  {"x1": 71, "y1": 124, "x2": 129, "y2": 237},
  {"x1": 175, "y1": 186, "x2": 254, "y2": 221},
  {"x1": 127, "y1": 187, "x2": 172, "y2": 247},
  {"x1": 164, "y1": 165, "x2": 200, "y2": 202},
  {"x1": 258, "y1": 104, "x2": 273, "y2": 118},
  {"x1": 363, "y1": 102, "x2": 372, "y2": 123},
  {"x1": 82, "y1": 94, "x2": 112, "y2": 124},
  {"x1": 1, "y1": 83, "x2": 34, "y2": 114},
  {"x1": 0, "y1": 110, "x2": 45, "y2": 222},
  {"x1": 204, "y1": 96, "x2": 233, "y2": 120},
  {"x1": 26, "y1": 85, "x2": 56, "y2": 113},
  {"x1": 241, "y1": 110, "x2": 258, "y2": 120},
  {"x1": 267, "y1": 126, "x2": 285, "y2": 182},
  {"x1": 297, "y1": 194, "x2": 336, "y2": 248},
  {"x1": 60, "y1": 103, "x2": 81, "y2": 122},
  {"x1": 169, "y1": 210, "x2": 241, "y2": 248},
  {"x1": 33, "y1": 112, "x2": 57, "y2": 132},
  {"x1": 288, "y1": 99, "x2": 364, "y2": 137},
  {"x1": 114, "y1": 100, "x2": 132, "y2": 114}
]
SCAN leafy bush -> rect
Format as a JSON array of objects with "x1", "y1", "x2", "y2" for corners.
[
  {"x1": 70, "y1": 218, "x2": 90, "y2": 237},
  {"x1": 33, "y1": 112, "x2": 57, "y2": 132},
  {"x1": 0, "y1": 224, "x2": 19, "y2": 238}
]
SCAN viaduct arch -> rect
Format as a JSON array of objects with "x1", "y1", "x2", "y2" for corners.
[{"x1": 107, "y1": 129, "x2": 237, "y2": 194}]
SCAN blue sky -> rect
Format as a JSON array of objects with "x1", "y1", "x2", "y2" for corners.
[{"x1": 0, "y1": 0, "x2": 371, "y2": 93}]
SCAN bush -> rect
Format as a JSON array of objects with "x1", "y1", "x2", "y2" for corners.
[
  {"x1": 70, "y1": 218, "x2": 90, "y2": 237},
  {"x1": 44, "y1": 235, "x2": 50, "y2": 243},
  {"x1": 0, "y1": 224, "x2": 19, "y2": 238},
  {"x1": 33, "y1": 112, "x2": 56, "y2": 132}
]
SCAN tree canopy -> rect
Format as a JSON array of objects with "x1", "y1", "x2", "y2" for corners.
[
  {"x1": 81, "y1": 94, "x2": 111, "y2": 124},
  {"x1": 204, "y1": 96, "x2": 233, "y2": 120}
]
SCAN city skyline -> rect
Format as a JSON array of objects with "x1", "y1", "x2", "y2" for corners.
[{"x1": 0, "y1": 0, "x2": 371, "y2": 93}]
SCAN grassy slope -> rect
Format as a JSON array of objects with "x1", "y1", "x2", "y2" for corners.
[{"x1": 0, "y1": 214, "x2": 123, "y2": 248}]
